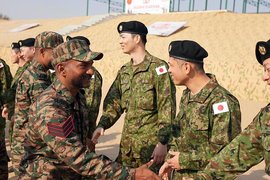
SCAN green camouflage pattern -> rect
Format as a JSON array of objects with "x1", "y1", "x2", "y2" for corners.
[
  {"x1": 52, "y1": 39, "x2": 102, "y2": 67},
  {"x1": 170, "y1": 74, "x2": 241, "y2": 178},
  {"x1": 84, "y1": 67, "x2": 102, "y2": 138},
  {"x1": 34, "y1": 31, "x2": 63, "y2": 49},
  {"x1": 0, "y1": 58, "x2": 12, "y2": 180},
  {"x1": 98, "y1": 51, "x2": 176, "y2": 168},
  {"x1": 194, "y1": 103, "x2": 270, "y2": 179},
  {"x1": 20, "y1": 79, "x2": 131, "y2": 179},
  {"x1": 12, "y1": 60, "x2": 51, "y2": 175}
]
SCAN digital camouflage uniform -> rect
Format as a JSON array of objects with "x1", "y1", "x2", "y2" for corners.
[
  {"x1": 84, "y1": 67, "x2": 102, "y2": 138},
  {"x1": 6, "y1": 61, "x2": 30, "y2": 143},
  {"x1": 170, "y1": 74, "x2": 241, "y2": 178},
  {"x1": 12, "y1": 60, "x2": 52, "y2": 175},
  {"x1": 194, "y1": 104, "x2": 270, "y2": 179},
  {"x1": 20, "y1": 74, "x2": 131, "y2": 179},
  {"x1": 0, "y1": 58, "x2": 12, "y2": 180},
  {"x1": 98, "y1": 51, "x2": 176, "y2": 168}
]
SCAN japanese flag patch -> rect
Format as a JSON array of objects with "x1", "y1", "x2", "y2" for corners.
[
  {"x1": 0, "y1": 62, "x2": 3, "y2": 68},
  {"x1": 155, "y1": 65, "x2": 167, "y2": 75},
  {"x1": 213, "y1": 102, "x2": 229, "y2": 115}
]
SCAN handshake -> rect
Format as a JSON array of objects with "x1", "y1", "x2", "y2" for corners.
[{"x1": 133, "y1": 160, "x2": 161, "y2": 180}]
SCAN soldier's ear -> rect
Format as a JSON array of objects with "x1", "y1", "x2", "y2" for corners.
[{"x1": 56, "y1": 63, "x2": 66, "y2": 77}]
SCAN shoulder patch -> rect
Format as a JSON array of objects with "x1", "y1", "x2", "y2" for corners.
[
  {"x1": 213, "y1": 101, "x2": 229, "y2": 115},
  {"x1": 0, "y1": 62, "x2": 4, "y2": 68},
  {"x1": 47, "y1": 115, "x2": 74, "y2": 138},
  {"x1": 155, "y1": 65, "x2": 167, "y2": 75}
]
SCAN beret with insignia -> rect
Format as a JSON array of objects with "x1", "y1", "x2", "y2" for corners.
[
  {"x1": 18, "y1": 38, "x2": 35, "y2": 47},
  {"x1": 117, "y1": 21, "x2": 148, "y2": 35},
  {"x1": 255, "y1": 39, "x2": 270, "y2": 65},
  {"x1": 11, "y1": 42, "x2": 20, "y2": 49},
  {"x1": 66, "y1": 35, "x2": 90, "y2": 46},
  {"x1": 168, "y1": 40, "x2": 208, "y2": 63}
]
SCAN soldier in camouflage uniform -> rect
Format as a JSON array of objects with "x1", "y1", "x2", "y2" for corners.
[
  {"x1": 92, "y1": 21, "x2": 176, "y2": 170},
  {"x1": 159, "y1": 40, "x2": 241, "y2": 179},
  {"x1": 66, "y1": 35, "x2": 103, "y2": 142},
  {"x1": 11, "y1": 31, "x2": 64, "y2": 175},
  {"x1": 20, "y1": 39, "x2": 160, "y2": 180},
  {"x1": 0, "y1": 58, "x2": 12, "y2": 179},
  {"x1": 193, "y1": 39, "x2": 270, "y2": 180},
  {"x1": 3, "y1": 42, "x2": 32, "y2": 144}
]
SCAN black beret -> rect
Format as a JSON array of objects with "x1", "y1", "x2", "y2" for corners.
[
  {"x1": 255, "y1": 39, "x2": 270, "y2": 65},
  {"x1": 66, "y1": 36, "x2": 90, "y2": 46},
  {"x1": 117, "y1": 21, "x2": 148, "y2": 35},
  {"x1": 168, "y1": 40, "x2": 208, "y2": 63},
  {"x1": 18, "y1": 38, "x2": 35, "y2": 47},
  {"x1": 11, "y1": 42, "x2": 20, "y2": 49}
]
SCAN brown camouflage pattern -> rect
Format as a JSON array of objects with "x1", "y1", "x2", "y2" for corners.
[
  {"x1": 20, "y1": 79, "x2": 131, "y2": 179},
  {"x1": 34, "y1": 31, "x2": 63, "y2": 49}
]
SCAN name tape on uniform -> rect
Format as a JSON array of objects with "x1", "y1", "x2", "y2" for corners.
[
  {"x1": 155, "y1": 65, "x2": 167, "y2": 75},
  {"x1": 213, "y1": 101, "x2": 229, "y2": 115}
]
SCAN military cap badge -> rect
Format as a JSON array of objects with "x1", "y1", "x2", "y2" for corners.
[
  {"x1": 168, "y1": 44, "x2": 172, "y2": 53},
  {"x1": 259, "y1": 46, "x2": 266, "y2": 55},
  {"x1": 19, "y1": 41, "x2": 22, "y2": 46},
  {"x1": 119, "y1": 25, "x2": 123, "y2": 32}
]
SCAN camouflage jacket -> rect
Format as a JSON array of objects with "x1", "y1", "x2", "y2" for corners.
[
  {"x1": 171, "y1": 74, "x2": 241, "y2": 176},
  {"x1": 98, "y1": 51, "x2": 176, "y2": 167},
  {"x1": 0, "y1": 59, "x2": 12, "y2": 140},
  {"x1": 195, "y1": 103, "x2": 270, "y2": 179},
  {"x1": 20, "y1": 79, "x2": 130, "y2": 179},
  {"x1": 84, "y1": 67, "x2": 102, "y2": 138},
  {"x1": 12, "y1": 60, "x2": 51, "y2": 173},
  {"x1": 6, "y1": 61, "x2": 30, "y2": 120}
]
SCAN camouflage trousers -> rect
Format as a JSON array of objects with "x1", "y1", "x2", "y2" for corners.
[{"x1": 0, "y1": 140, "x2": 9, "y2": 180}]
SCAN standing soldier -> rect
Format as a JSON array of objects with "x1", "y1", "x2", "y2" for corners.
[
  {"x1": 20, "y1": 39, "x2": 160, "y2": 179},
  {"x1": 159, "y1": 40, "x2": 241, "y2": 179},
  {"x1": 193, "y1": 39, "x2": 270, "y2": 179},
  {"x1": 11, "y1": 31, "x2": 64, "y2": 175},
  {"x1": 18, "y1": 38, "x2": 35, "y2": 62},
  {"x1": 92, "y1": 21, "x2": 176, "y2": 171},
  {"x1": 0, "y1": 58, "x2": 12, "y2": 179},
  {"x1": 66, "y1": 35, "x2": 103, "y2": 142},
  {"x1": 2, "y1": 42, "x2": 31, "y2": 143}
]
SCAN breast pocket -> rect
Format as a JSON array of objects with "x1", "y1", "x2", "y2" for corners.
[{"x1": 137, "y1": 80, "x2": 155, "y2": 110}]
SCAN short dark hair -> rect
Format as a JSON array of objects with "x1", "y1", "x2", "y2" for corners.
[
  {"x1": 193, "y1": 62, "x2": 204, "y2": 72},
  {"x1": 131, "y1": 34, "x2": 147, "y2": 45}
]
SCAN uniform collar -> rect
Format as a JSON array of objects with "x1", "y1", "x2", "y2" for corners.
[
  {"x1": 184, "y1": 73, "x2": 219, "y2": 103},
  {"x1": 53, "y1": 79, "x2": 75, "y2": 105},
  {"x1": 124, "y1": 51, "x2": 152, "y2": 74}
]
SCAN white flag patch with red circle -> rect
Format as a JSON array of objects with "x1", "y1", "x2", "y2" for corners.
[
  {"x1": 155, "y1": 65, "x2": 167, "y2": 75},
  {"x1": 213, "y1": 101, "x2": 229, "y2": 115}
]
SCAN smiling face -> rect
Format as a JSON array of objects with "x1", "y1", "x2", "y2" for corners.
[
  {"x1": 64, "y1": 60, "x2": 94, "y2": 89},
  {"x1": 119, "y1": 33, "x2": 138, "y2": 54},
  {"x1": 20, "y1": 46, "x2": 35, "y2": 62},
  {"x1": 262, "y1": 58, "x2": 270, "y2": 86},
  {"x1": 168, "y1": 57, "x2": 188, "y2": 86}
]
